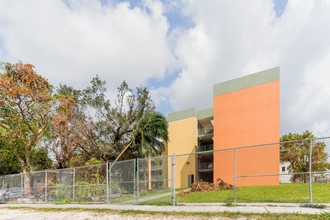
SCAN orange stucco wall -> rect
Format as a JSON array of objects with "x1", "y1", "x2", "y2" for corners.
[
  {"x1": 167, "y1": 117, "x2": 197, "y2": 188},
  {"x1": 213, "y1": 80, "x2": 280, "y2": 186}
]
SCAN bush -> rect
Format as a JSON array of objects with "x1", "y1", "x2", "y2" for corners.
[
  {"x1": 48, "y1": 184, "x2": 72, "y2": 202},
  {"x1": 75, "y1": 181, "x2": 106, "y2": 202}
]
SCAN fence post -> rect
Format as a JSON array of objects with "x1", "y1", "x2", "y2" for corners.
[
  {"x1": 72, "y1": 168, "x2": 76, "y2": 203},
  {"x1": 171, "y1": 154, "x2": 176, "y2": 206},
  {"x1": 136, "y1": 158, "x2": 139, "y2": 204},
  {"x1": 133, "y1": 159, "x2": 137, "y2": 204},
  {"x1": 109, "y1": 162, "x2": 112, "y2": 204},
  {"x1": 106, "y1": 161, "x2": 109, "y2": 204},
  {"x1": 309, "y1": 139, "x2": 313, "y2": 205},
  {"x1": 45, "y1": 170, "x2": 48, "y2": 203},
  {"x1": 20, "y1": 174, "x2": 23, "y2": 199},
  {"x1": 234, "y1": 147, "x2": 237, "y2": 205}
]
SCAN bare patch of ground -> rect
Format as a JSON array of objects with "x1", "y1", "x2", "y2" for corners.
[{"x1": 0, "y1": 208, "x2": 233, "y2": 220}]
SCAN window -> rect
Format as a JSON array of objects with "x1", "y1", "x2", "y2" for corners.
[{"x1": 281, "y1": 166, "x2": 286, "y2": 172}]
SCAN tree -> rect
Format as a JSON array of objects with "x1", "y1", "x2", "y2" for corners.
[
  {"x1": 46, "y1": 76, "x2": 168, "y2": 168},
  {"x1": 0, "y1": 134, "x2": 52, "y2": 175},
  {"x1": 49, "y1": 94, "x2": 82, "y2": 168},
  {"x1": 0, "y1": 133, "x2": 20, "y2": 175},
  {"x1": 0, "y1": 62, "x2": 54, "y2": 195},
  {"x1": 47, "y1": 84, "x2": 101, "y2": 168},
  {"x1": 119, "y1": 111, "x2": 169, "y2": 160},
  {"x1": 280, "y1": 130, "x2": 330, "y2": 183},
  {"x1": 80, "y1": 76, "x2": 169, "y2": 163}
]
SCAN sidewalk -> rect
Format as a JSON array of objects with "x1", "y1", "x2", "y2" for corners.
[{"x1": 1, "y1": 203, "x2": 330, "y2": 215}]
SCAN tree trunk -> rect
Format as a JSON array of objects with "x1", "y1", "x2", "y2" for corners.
[
  {"x1": 110, "y1": 140, "x2": 133, "y2": 169},
  {"x1": 15, "y1": 154, "x2": 32, "y2": 197},
  {"x1": 23, "y1": 170, "x2": 32, "y2": 197}
]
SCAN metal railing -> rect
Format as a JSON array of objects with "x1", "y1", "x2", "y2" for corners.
[
  {"x1": 198, "y1": 162, "x2": 214, "y2": 171},
  {"x1": 198, "y1": 128, "x2": 213, "y2": 136},
  {"x1": 198, "y1": 144, "x2": 214, "y2": 152}
]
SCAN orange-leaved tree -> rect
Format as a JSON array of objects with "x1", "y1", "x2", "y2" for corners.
[{"x1": 0, "y1": 62, "x2": 54, "y2": 196}]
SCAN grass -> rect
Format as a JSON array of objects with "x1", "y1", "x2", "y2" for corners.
[
  {"x1": 1, "y1": 206, "x2": 330, "y2": 220},
  {"x1": 108, "y1": 189, "x2": 171, "y2": 203},
  {"x1": 140, "y1": 183, "x2": 330, "y2": 205},
  {"x1": 139, "y1": 189, "x2": 171, "y2": 198},
  {"x1": 139, "y1": 195, "x2": 172, "y2": 206}
]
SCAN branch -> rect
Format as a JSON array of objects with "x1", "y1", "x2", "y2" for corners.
[
  {"x1": 110, "y1": 139, "x2": 134, "y2": 169},
  {"x1": 17, "y1": 96, "x2": 35, "y2": 134},
  {"x1": 0, "y1": 122, "x2": 9, "y2": 129}
]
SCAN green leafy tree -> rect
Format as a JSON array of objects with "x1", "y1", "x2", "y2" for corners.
[
  {"x1": 280, "y1": 130, "x2": 330, "y2": 183},
  {"x1": 30, "y1": 147, "x2": 53, "y2": 171},
  {"x1": 0, "y1": 134, "x2": 21, "y2": 175},
  {"x1": 121, "y1": 111, "x2": 169, "y2": 160},
  {"x1": 0, "y1": 138, "x2": 52, "y2": 175},
  {"x1": 0, "y1": 128, "x2": 52, "y2": 175}
]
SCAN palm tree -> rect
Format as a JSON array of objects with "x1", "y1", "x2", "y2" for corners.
[
  {"x1": 133, "y1": 112, "x2": 169, "y2": 157},
  {"x1": 111, "y1": 111, "x2": 169, "y2": 167}
]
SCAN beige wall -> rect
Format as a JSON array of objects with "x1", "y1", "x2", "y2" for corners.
[{"x1": 167, "y1": 117, "x2": 197, "y2": 189}]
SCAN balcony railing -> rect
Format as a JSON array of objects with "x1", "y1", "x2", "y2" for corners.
[
  {"x1": 198, "y1": 128, "x2": 213, "y2": 136},
  {"x1": 198, "y1": 144, "x2": 213, "y2": 152},
  {"x1": 198, "y1": 162, "x2": 213, "y2": 171}
]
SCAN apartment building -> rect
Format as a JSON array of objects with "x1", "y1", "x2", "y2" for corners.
[{"x1": 166, "y1": 67, "x2": 280, "y2": 188}]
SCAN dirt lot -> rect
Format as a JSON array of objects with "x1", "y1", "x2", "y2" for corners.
[{"x1": 0, "y1": 208, "x2": 233, "y2": 220}]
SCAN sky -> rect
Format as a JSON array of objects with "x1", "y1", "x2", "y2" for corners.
[{"x1": 0, "y1": 0, "x2": 330, "y2": 137}]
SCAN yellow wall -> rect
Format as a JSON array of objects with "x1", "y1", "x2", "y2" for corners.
[{"x1": 167, "y1": 117, "x2": 197, "y2": 189}]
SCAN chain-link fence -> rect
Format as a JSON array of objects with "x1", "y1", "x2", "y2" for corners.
[
  {"x1": 232, "y1": 138, "x2": 330, "y2": 204},
  {"x1": 1, "y1": 137, "x2": 330, "y2": 205},
  {"x1": 109, "y1": 159, "x2": 135, "y2": 204},
  {"x1": 136, "y1": 156, "x2": 173, "y2": 204},
  {"x1": 172, "y1": 137, "x2": 330, "y2": 205},
  {"x1": 0, "y1": 157, "x2": 176, "y2": 205}
]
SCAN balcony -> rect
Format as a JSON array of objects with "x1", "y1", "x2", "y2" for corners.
[
  {"x1": 198, "y1": 128, "x2": 213, "y2": 136},
  {"x1": 198, "y1": 162, "x2": 213, "y2": 171},
  {"x1": 198, "y1": 144, "x2": 213, "y2": 152}
]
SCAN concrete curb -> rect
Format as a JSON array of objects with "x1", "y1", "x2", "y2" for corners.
[
  {"x1": 178, "y1": 202, "x2": 330, "y2": 208},
  {"x1": 1, "y1": 203, "x2": 330, "y2": 215}
]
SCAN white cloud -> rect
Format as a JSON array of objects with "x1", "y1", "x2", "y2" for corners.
[
  {"x1": 312, "y1": 121, "x2": 330, "y2": 138},
  {"x1": 161, "y1": 0, "x2": 279, "y2": 110},
  {"x1": 0, "y1": 0, "x2": 176, "y2": 89},
  {"x1": 1, "y1": 0, "x2": 330, "y2": 137},
  {"x1": 155, "y1": 0, "x2": 330, "y2": 136}
]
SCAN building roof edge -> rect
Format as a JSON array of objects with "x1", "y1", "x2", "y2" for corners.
[
  {"x1": 167, "y1": 108, "x2": 196, "y2": 122},
  {"x1": 213, "y1": 67, "x2": 280, "y2": 96}
]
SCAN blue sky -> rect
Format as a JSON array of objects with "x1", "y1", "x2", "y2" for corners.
[{"x1": 1, "y1": 0, "x2": 330, "y2": 137}]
